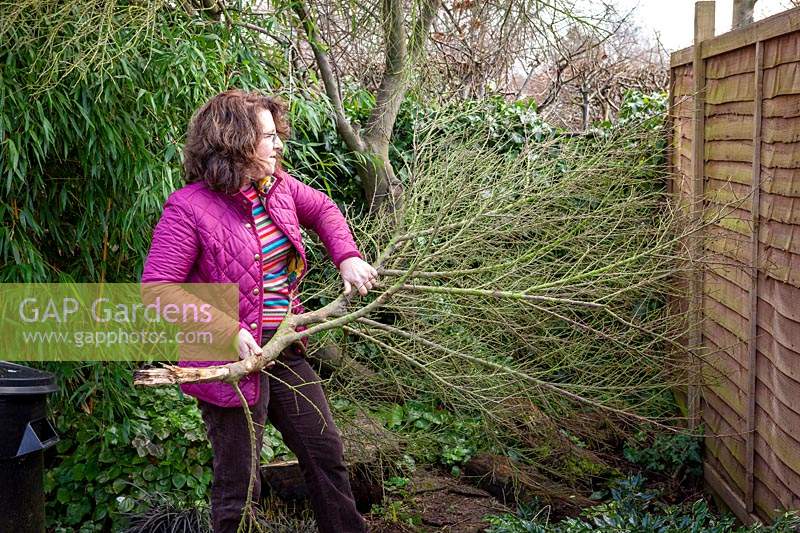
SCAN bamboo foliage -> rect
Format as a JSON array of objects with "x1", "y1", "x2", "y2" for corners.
[{"x1": 0, "y1": 3, "x2": 281, "y2": 282}]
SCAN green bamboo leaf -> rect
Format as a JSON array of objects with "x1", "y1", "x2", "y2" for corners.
[{"x1": 5, "y1": 138, "x2": 19, "y2": 173}]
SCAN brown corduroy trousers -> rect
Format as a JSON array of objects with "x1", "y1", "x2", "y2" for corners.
[{"x1": 197, "y1": 344, "x2": 366, "y2": 533}]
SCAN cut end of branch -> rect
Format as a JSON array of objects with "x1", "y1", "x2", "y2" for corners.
[{"x1": 133, "y1": 365, "x2": 231, "y2": 386}]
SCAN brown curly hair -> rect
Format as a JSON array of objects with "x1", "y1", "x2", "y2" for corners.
[{"x1": 183, "y1": 89, "x2": 290, "y2": 194}]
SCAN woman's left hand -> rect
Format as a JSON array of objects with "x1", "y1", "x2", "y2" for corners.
[{"x1": 339, "y1": 257, "x2": 378, "y2": 297}]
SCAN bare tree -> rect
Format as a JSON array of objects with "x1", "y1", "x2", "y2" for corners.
[
  {"x1": 511, "y1": 12, "x2": 667, "y2": 130},
  {"x1": 422, "y1": 0, "x2": 550, "y2": 100}
]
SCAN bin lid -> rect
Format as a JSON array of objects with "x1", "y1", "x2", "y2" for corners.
[{"x1": 0, "y1": 362, "x2": 58, "y2": 394}]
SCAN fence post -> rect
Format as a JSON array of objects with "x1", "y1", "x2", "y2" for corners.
[
  {"x1": 745, "y1": 38, "x2": 764, "y2": 516},
  {"x1": 688, "y1": 0, "x2": 715, "y2": 429}
]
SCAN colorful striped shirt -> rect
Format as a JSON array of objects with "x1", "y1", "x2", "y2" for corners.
[{"x1": 243, "y1": 184, "x2": 294, "y2": 331}]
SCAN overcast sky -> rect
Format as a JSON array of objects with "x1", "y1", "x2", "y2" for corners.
[{"x1": 610, "y1": 0, "x2": 794, "y2": 51}]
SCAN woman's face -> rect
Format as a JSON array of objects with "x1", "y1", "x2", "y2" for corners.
[{"x1": 255, "y1": 109, "x2": 283, "y2": 177}]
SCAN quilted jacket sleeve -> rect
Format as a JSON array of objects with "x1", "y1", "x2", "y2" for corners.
[
  {"x1": 142, "y1": 196, "x2": 198, "y2": 284},
  {"x1": 284, "y1": 172, "x2": 362, "y2": 267},
  {"x1": 142, "y1": 195, "x2": 242, "y2": 348}
]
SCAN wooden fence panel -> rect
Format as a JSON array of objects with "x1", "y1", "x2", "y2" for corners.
[{"x1": 670, "y1": 5, "x2": 800, "y2": 524}]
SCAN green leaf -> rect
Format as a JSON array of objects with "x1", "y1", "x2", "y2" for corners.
[
  {"x1": 172, "y1": 473, "x2": 187, "y2": 489},
  {"x1": 97, "y1": 448, "x2": 117, "y2": 463},
  {"x1": 57, "y1": 487, "x2": 72, "y2": 504},
  {"x1": 111, "y1": 478, "x2": 127, "y2": 494},
  {"x1": 65, "y1": 499, "x2": 91, "y2": 525},
  {"x1": 6, "y1": 138, "x2": 19, "y2": 174},
  {"x1": 70, "y1": 463, "x2": 85, "y2": 481},
  {"x1": 92, "y1": 505, "x2": 108, "y2": 521},
  {"x1": 116, "y1": 496, "x2": 135, "y2": 513},
  {"x1": 142, "y1": 464, "x2": 158, "y2": 481},
  {"x1": 379, "y1": 404, "x2": 404, "y2": 428}
]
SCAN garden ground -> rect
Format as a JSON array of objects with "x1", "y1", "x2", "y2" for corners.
[{"x1": 254, "y1": 462, "x2": 710, "y2": 533}]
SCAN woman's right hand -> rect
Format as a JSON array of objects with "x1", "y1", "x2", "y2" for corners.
[{"x1": 237, "y1": 328, "x2": 265, "y2": 361}]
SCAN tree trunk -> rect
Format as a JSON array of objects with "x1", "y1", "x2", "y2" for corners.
[
  {"x1": 732, "y1": 0, "x2": 757, "y2": 29},
  {"x1": 358, "y1": 140, "x2": 403, "y2": 215},
  {"x1": 581, "y1": 89, "x2": 590, "y2": 131},
  {"x1": 292, "y1": 0, "x2": 440, "y2": 215}
]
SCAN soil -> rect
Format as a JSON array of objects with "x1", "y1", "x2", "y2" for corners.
[
  {"x1": 365, "y1": 468, "x2": 510, "y2": 533},
  {"x1": 262, "y1": 418, "x2": 708, "y2": 532}
]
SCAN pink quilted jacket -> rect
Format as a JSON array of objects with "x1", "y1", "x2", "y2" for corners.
[{"x1": 141, "y1": 168, "x2": 361, "y2": 407}]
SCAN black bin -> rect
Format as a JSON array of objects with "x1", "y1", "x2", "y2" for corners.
[{"x1": 0, "y1": 362, "x2": 59, "y2": 533}]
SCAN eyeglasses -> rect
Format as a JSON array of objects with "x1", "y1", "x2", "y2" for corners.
[{"x1": 261, "y1": 132, "x2": 280, "y2": 143}]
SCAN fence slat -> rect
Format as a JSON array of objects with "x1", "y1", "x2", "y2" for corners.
[
  {"x1": 745, "y1": 38, "x2": 764, "y2": 514},
  {"x1": 690, "y1": 0, "x2": 716, "y2": 429}
]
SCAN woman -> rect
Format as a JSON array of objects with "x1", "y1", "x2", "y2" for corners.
[{"x1": 142, "y1": 89, "x2": 376, "y2": 532}]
